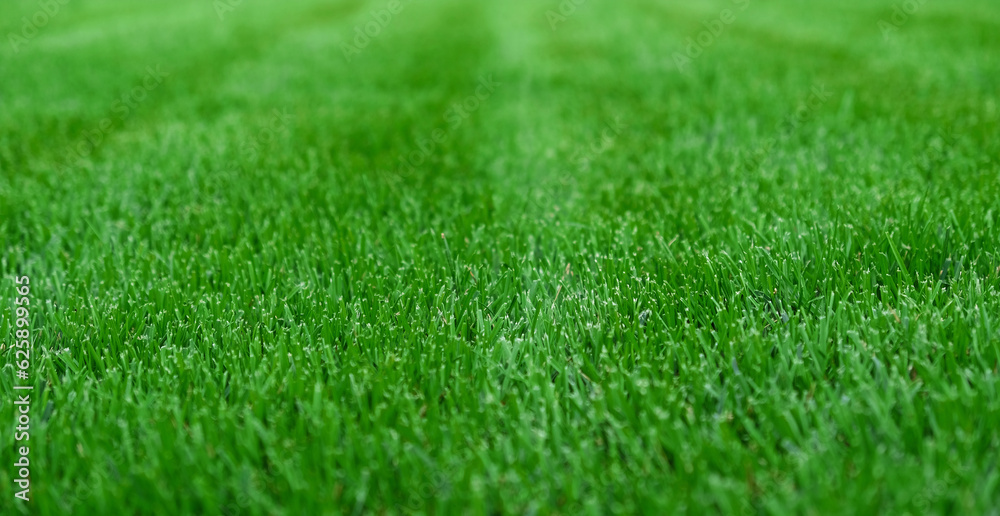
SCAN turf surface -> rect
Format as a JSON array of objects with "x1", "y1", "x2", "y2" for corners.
[{"x1": 2, "y1": 0, "x2": 1000, "y2": 514}]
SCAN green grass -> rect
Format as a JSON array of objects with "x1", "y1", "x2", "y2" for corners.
[{"x1": 2, "y1": 0, "x2": 999, "y2": 514}]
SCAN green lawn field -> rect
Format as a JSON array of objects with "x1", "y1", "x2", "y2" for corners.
[{"x1": 2, "y1": 0, "x2": 999, "y2": 514}]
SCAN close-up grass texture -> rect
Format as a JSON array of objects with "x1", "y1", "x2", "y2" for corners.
[{"x1": 2, "y1": 0, "x2": 1000, "y2": 514}]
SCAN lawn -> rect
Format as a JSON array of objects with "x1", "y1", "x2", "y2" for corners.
[{"x1": 1, "y1": 0, "x2": 999, "y2": 514}]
